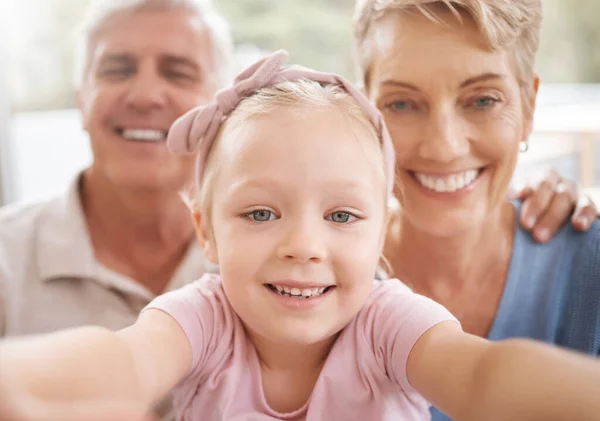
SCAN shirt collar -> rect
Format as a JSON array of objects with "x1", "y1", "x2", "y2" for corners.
[
  {"x1": 35, "y1": 173, "x2": 216, "y2": 299},
  {"x1": 36, "y1": 174, "x2": 97, "y2": 283}
]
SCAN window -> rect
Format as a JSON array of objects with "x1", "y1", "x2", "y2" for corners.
[{"x1": 3, "y1": 0, "x2": 600, "y2": 204}]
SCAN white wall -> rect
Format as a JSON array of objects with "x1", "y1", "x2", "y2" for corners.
[{"x1": 7, "y1": 109, "x2": 91, "y2": 203}]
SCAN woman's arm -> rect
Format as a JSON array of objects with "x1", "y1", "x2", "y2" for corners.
[
  {"x1": 407, "y1": 322, "x2": 600, "y2": 421},
  {"x1": 0, "y1": 309, "x2": 191, "y2": 418}
]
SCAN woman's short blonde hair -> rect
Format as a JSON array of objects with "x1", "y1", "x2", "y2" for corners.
[{"x1": 353, "y1": 0, "x2": 542, "y2": 92}]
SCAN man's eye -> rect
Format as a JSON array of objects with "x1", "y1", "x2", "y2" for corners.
[
  {"x1": 164, "y1": 71, "x2": 193, "y2": 80},
  {"x1": 100, "y1": 68, "x2": 134, "y2": 79}
]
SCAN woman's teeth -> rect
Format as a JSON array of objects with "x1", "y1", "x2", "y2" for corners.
[
  {"x1": 414, "y1": 169, "x2": 480, "y2": 193},
  {"x1": 122, "y1": 129, "x2": 166, "y2": 142},
  {"x1": 270, "y1": 284, "x2": 329, "y2": 299}
]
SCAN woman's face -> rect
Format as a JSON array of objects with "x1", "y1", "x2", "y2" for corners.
[{"x1": 366, "y1": 9, "x2": 538, "y2": 237}]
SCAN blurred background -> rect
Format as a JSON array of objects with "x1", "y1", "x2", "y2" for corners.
[{"x1": 1, "y1": 0, "x2": 599, "y2": 204}]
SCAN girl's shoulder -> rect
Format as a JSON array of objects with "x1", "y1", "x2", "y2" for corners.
[
  {"x1": 367, "y1": 278, "x2": 451, "y2": 315},
  {"x1": 348, "y1": 279, "x2": 458, "y2": 395},
  {"x1": 143, "y1": 273, "x2": 238, "y2": 373},
  {"x1": 359, "y1": 278, "x2": 458, "y2": 341}
]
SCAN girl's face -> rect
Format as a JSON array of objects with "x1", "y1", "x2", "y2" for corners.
[{"x1": 199, "y1": 107, "x2": 388, "y2": 347}]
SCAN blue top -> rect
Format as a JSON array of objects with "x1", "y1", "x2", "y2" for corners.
[{"x1": 431, "y1": 201, "x2": 600, "y2": 421}]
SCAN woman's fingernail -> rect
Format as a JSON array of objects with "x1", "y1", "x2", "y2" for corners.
[
  {"x1": 526, "y1": 216, "x2": 536, "y2": 229},
  {"x1": 537, "y1": 228, "x2": 549, "y2": 242},
  {"x1": 578, "y1": 216, "x2": 588, "y2": 227}
]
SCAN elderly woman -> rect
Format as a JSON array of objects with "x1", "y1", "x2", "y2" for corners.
[{"x1": 353, "y1": 1, "x2": 600, "y2": 419}]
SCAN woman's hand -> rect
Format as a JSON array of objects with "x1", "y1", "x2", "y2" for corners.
[{"x1": 513, "y1": 170, "x2": 597, "y2": 242}]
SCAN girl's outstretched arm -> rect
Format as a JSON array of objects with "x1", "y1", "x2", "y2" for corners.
[
  {"x1": 0, "y1": 309, "x2": 191, "y2": 419},
  {"x1": 407, "y1": 321, "x2": 600, "y2": 421}
]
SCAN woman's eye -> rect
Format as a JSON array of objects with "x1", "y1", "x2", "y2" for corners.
[
  {"x1": 247, "y1": 210, "x2": 276, "y2": 222},
  {"x1": 472, "y1": 96, "x2": 499, "y2": 110},
  {"x1": 386, "y1": 100, "x2": 413, "y2": 112},
  {"x1": 326, "y1": 211, "x2": 357, "y2": 224}
]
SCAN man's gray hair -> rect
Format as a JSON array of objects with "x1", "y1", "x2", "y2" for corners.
[{"x1": 73, "y1": 0, "x2": 235, "y2": 90}]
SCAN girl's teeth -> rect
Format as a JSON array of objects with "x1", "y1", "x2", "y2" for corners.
[
  {"x1": 270, "y1": 285, "x2": 329, "y2": 299},
  {"x1": 414, "y1": 169, "x2": 479, "y2": 193}
]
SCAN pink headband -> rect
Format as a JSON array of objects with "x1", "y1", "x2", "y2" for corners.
[{"x1": 167, "y1": 49, "x2": 396, "y2": 195}]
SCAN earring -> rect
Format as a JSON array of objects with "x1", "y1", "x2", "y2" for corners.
[{"x1": 519, "y1": 140, "x2": 529, "y2": 153}]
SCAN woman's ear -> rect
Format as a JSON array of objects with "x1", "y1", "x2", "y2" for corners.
[
  {"x1": 191, "y1": 209, "x2": 219, "y2": 265},
  {"x1": 523, "y1": 73, "x2": 540, "y2": 139}
]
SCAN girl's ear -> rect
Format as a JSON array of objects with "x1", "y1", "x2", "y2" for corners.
[{"x1": 191, "y1": 209, "x2": 218, "y2": 265}]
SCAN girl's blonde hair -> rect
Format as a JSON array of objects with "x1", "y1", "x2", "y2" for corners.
[
  {"x1": 186, "y1": 78, "x2": 387, "y2": 232},
  {"x1": 353, "y1": 0, "x2": 542, "y2": 96}
]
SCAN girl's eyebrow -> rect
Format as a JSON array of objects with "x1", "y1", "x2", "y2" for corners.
[
  {"x1": 228, "y1": 177, "x2": 375, "y2": 195},
  {"x1": 227, "y1": 178, "x2": 281, "y2": 195}
]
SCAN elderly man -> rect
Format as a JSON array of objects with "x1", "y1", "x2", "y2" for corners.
[
  {"x1": 0, "y1": 2, "x2": 233, "y2": 419},
  {"x1": 0, "y1": 0, "x2": 233, "y2": 336}
]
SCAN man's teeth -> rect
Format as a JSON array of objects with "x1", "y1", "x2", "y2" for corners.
[
  {"x1": 272, "y1": 284, "x2": 328, "y2": 299},
  {"x1": 122, "y1": 129, "x2": 166, "y2": 142},
  {"x1": 414, "y1": 169, "x2": 480, "y2": 193}
]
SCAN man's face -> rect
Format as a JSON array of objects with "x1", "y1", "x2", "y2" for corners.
[{"x1": 78, "y1": 9, "x2": 219, "y2": 192}]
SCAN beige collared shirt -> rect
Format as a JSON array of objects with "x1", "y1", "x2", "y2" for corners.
[{"x1": 0, "y1": 174, "x2": 216, "y2": 336}]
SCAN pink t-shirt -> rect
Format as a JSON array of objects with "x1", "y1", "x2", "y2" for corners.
[{"x1": 145, "y1": 274, "x2": 457, "y2": 420}]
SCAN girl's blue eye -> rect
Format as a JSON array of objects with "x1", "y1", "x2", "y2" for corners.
[
  {"x1": 249, "y1": 210, "x2": 274, "y2": 222},
  {"x1": 326, "y1": 211, "x2": 357, "y2": 224}
]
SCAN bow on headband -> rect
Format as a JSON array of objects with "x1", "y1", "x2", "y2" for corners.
[{"x1": 167, "y1": 49, "x2": 396, "y2": 195}]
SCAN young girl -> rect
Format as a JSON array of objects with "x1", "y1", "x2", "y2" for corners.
[{"x1": 1, "y1": 50, "x2": 600, "y2": 421}]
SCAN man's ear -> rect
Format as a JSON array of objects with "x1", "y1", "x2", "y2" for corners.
[
  {"x1": 76, "y1": 88, "x2": 91, "y2": 132},
  {"x1": 191, "y1": 209, "x2": 218, "y2": 265}
]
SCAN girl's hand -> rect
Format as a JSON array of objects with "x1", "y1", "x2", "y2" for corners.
[{"x1": 0, "y1": 381, "x2": 152, "y2": 421}]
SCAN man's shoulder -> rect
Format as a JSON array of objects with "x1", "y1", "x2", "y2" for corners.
[{"x1": 0, "y1": 194, "x2": 67, "y2": 239}]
